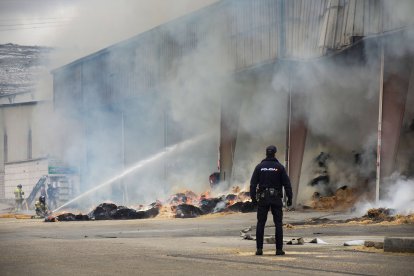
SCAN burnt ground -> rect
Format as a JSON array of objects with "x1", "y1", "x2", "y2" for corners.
[{"x1": 0, "y1": 210, "x2": 413, "y2": 276}]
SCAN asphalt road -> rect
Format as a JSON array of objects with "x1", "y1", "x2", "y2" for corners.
[{"x1": 0, "y1": 211, "x2": 413, "y2": 276}]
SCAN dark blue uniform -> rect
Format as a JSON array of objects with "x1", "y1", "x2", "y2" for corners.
[{"x1": 250, "y1": 157, "x2": 292, "y2": 251}]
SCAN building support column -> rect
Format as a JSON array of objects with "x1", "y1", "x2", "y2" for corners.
[
  {"x1": 287, "y1": 94, "x2": 307, "y2": 207},
  {"x1": 378, "y1": 45, "x2": 413, "y2": 198},
  {"x1": 219, "y1": 92, "x2": 240, "y2": 187}
]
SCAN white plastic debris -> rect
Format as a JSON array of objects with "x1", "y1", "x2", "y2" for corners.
[
  {"x1": 344, "y1": 240, "x2": 365, "y2": 246},
  {"x1": 309, "y1": 238, "x2": 328, "y2": 244}
]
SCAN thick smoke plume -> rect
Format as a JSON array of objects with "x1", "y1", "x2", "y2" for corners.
[
  {"x1": 25, "y1": 1, "x2": 414, "y2": 213},
  {"x1": 354, "y1": 174, "x2": 414, "y2": 215}
]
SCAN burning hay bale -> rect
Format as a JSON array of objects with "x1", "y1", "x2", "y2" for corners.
[
  {"x1": 199, "y1": 198, "x2": 223, "y2": 214},
  {"x1": 226, "y1": 201, "x2": 257, "y2": 213},
  {"x1": 45, "y1": 213, "x2": 89, "y2": 222},
  {"x1": 366, "y1": 208, "x2": 395, "y2": 221},
  {"x1": 346, "y1": 208, "x2": 414, "y2": 224},
  {"x1": 173, "y1": 204, "x2": 204, "y2": 218},
  {"x1": 88, "y1": 203, "x2": 159, "y2": 220},
  {"x1": 88, "y1": 203, "x2": 118, "y2": 220},
  {"x1": 311, "y1": 186, "x2": 358, "y2": 210},
  {"x1": 46, "y1": 202, "x2": 159, "y2": 222},
  {"x1": 45, "y1": 188, "x2": 255, "y2": 222},
  {"x1": 237, "y1": 191, "x2": 251, "y2": 202},
  {"x1": 110, "y1": 206, "x2": 159, "y2": 220},
  {"x1": 168, "y1": 189, "x2": 256, "y2": 217}
]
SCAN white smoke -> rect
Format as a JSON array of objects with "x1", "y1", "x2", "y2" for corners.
[
  {"x1": 354, "y1": 174, "x2": 414, "y2": 216},
  {"x1": 21, "y1": 0, "x2": 414, "y2": 211}
]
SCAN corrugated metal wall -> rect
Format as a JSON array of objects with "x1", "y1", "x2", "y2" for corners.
[{"x1": 53, "y1": 0, "x2": 414, "y2": 107}]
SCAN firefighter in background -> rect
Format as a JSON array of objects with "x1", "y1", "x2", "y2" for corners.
[
  {"x1": 209, "y1": 172, "x2": 220, "y2": 188},
  {"x1": 250, "y1": 145, "x2": 293, "y2": 256},
  {"x1": 14, "y1": 184, "x2": 25, "y2": 212},
  {"x1": 35, "y1": 196, "x2": 50, "y2": 218}
]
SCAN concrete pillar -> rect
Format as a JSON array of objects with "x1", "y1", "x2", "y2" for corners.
[
  {"x1": 379, "y1": 48, "x2": 413, "y2": 193},
  {"x1": 219, "y1": 95, "x2": 239, "y2": 186},
  {"x1": 287, "y1": 95, "x2": 307, "y2": 206}
]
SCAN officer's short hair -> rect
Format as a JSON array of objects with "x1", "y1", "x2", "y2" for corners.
[{"x1": 266, "y1": 145, "x2": 277, "y2": 156}]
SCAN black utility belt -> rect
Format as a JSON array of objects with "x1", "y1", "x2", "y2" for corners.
[{"x1": 257, "y1": 188, "x2": 282, "y2": 200}]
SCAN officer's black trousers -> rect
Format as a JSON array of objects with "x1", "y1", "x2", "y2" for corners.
[{"x1": 256, "y1": 199, "x2": 283, "y2": 250}]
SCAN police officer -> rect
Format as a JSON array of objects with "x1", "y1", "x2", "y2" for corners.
[{"x1": 250, "y1": 145, "x2": 293, "y2": 256}]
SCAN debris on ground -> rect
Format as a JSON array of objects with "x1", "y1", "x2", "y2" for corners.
[
  {"x1": 284, "y1": 209, "x2": 414, "y2": 227},
  {"x1": 284, "y1": 223, "x2": 294, "y2": 229},
  {"x1": 309, "y1": 238, "x2": 328, "y2": 244},
  {"x1": 344, "y1": 240, "x2": 365, "y2": 246},
  {"x1": 241, "y1": 233, "x2": 255, "y2": 240},
  {"x1": 287, "y1": 237, "x2": 304, "y2": 245},
  {"x1": 346, "y1": 208, "x2": 414, "y2": 224},
  {"x1": 364, "y1": 241, "x2": 384, "y2": 249}
]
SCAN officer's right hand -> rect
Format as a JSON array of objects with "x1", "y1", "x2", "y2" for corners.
[
  {"x1": 251, "y1": 198, "x2": 257, "y2": 205},
  {"x1": 287, "y1": 198, "x2": 292, "y2": 207}
]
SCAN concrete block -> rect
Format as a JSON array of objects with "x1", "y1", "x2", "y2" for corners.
[{"x1": 384, "y1": 237, "x2": 414, "y2": 253}]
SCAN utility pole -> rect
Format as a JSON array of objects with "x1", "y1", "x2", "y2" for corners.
[
  {"x1": 375, "y1": 0, "x2": 384, "y2": 204},
  {"x1": 121, "y1": 111, "x2": 128, "y2": 204},
  {"x1": 284, "y1": 64, "x2": 292, "y2": 207}
]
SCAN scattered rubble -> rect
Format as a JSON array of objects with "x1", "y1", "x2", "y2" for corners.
[
  {"x1": 309, "y1": 238, "x2": 328, "y2": 244},
  {"x1": 364, "y1": 241, "x2": 384, "y2": 249},
  {"x1": 346, "y1": 208, "x2": 414, "y2": 224},
  {"x1": 287, "y1": 237, "x2": 304, "y2": 245},
  {"x1": 344, "y1": 240, "x2": 365, "y2": 246}
]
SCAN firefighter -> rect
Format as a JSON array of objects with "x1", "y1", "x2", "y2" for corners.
[
  {"x1": 35, "y1": 196, "x2": 49, "y2": 218},
  {"x1": 250, "y1": 145, "x2": 293, "y2": 256},
  {"x1": 14, "y1": 184, "x2": 25, "y2": 212}
]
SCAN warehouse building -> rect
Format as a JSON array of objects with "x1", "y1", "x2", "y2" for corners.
[{"x1": 48, "y1": 0, "x2": 414, "y2": 205}]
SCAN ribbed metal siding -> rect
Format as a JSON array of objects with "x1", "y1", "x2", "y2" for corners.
[
  {"x1": 54, "y1": 64, "x2": 82, "y2": 113},
  {"x1": 53, "y1": 0, "x2": 414, "y2": 102},
  {"x1": 227, "y1": 0, "x2": 279, "y2": 69}
]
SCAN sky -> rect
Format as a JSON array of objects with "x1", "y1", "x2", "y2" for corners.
[{"x1": 0, "y1": 0, "x2": 218, "y2": 62}]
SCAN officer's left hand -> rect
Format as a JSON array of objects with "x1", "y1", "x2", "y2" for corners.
[
  {"x1": 251, "y1": 198, "x2": 257, "y2": 205},
  {"x1": 287, "y1": 198, "x2": 292, "y2": 207}
]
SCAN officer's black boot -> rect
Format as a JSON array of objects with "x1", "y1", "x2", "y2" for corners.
[
  {"x1": 276, "y1": 249, "x2": 285, "y2": 255},
  {"x1": 255, "y1": 248, "x2": 263, "y2": 255}
]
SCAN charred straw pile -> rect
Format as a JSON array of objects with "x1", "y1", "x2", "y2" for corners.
[
  {"x1": 45, "y1": 190, "x2": 256, "y2": 222},
  {"x1": 346, "y1": 208, "x2": 414, "y2": 224}
]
